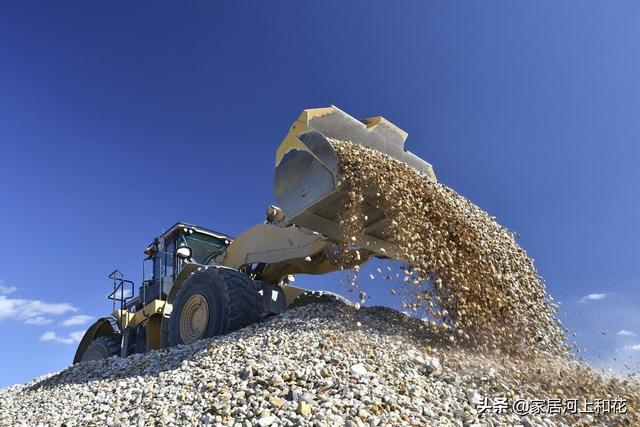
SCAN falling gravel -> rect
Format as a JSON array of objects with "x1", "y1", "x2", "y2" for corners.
[{"x1": 332, "y1": 140, "x2": 567, "y2": 357}]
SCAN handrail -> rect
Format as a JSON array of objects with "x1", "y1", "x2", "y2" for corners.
[{"x1": 107, "y1": 269, "x2": 135, "y2": 328}]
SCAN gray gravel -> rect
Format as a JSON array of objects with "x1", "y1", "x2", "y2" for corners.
[{"x1": 0, "y1": 301, "x2": 635, "y2": 426}]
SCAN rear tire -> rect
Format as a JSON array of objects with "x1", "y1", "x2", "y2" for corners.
[
  {"x1": 80, "y1": 336, "x2": 121, "y2": 362},
  {"x1": 168, "y1": 267, "x2": 261, "y2": 346}
]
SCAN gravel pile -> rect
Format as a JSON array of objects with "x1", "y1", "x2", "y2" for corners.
[{"x1": 1, "y1": 301, "x2": 637, "y2": 426}]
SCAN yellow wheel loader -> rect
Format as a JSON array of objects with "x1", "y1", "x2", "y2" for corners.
[{"x1": 73, "y1": 106, "x2": 436, "y2": 363}]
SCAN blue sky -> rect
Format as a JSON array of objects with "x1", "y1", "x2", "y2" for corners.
[{"x1": 1, "y1": 1, "x2": 639, "y2": 387}]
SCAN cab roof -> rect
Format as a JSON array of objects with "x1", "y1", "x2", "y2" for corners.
[{"x1": 144, "y1": 222, "x2": 233, "y2": 255}]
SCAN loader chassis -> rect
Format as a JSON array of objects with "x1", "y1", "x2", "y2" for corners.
[{"x1": 74, "y1": 106, "x2": 436, "y2": 363}]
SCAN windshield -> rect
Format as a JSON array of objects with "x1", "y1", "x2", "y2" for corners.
[{"x1": 178, "y1": 232, "x2": 229, "y2": 265}]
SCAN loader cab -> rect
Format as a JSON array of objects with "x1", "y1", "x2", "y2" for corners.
[{"x1": 141, "y1": 223, "x2": 232, "y2": 305}]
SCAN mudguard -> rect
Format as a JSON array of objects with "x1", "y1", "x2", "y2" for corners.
[{"x1": 72, "y1": 316, "x2": 121, "y2": 364}]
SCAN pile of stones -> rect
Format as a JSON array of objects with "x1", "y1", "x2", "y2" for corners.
[{"x1": 1, "y1": 302, "x2": 637, "y2": 426}]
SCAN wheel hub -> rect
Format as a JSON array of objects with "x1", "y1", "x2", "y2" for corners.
[{"x1": 180, "y1": 293, "x2": 209, "y2": 344}]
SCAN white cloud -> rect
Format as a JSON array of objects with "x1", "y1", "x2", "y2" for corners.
[
  {"x1": 24, "y1": 316, "x2": 53, "y2": 326},
  {"x1": 69, "y1": 331, "x2": 86, "y2": 342},
  {"x1": 40, "y1": 330, "x2": 83, "y2": 345},
  {"x1": 61, "y1": 315, "x2": 93, "y2": 327},
  {"x1": 579, "y1": 293, "x2": 607, "y2": 303},
  {"x1": 0, "y1": 280, "x2": 17, "y2": 295},
  {"x1": 40, "y1": 331, "x2": 56, "y2": 341},
  {"x1": 616, "y1": 329, "x2": 636, "y2": 337},
  {"x1": 0, "y1": 295, "x2": 77, "y2": 325},
  {"x1": 0, "y1": 284, "x2": 17, "y2": 295},
  {"x1": 623, "y1": 344, "x2": 640, "y2": 352},
  {"x1": 40, "y1": 331, "x2": 74, "y2": 345}
]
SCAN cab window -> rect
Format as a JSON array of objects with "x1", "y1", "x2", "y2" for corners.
[
  {"x1": 177, "y1": 232, "x2": 229, "y2": 265},
  {"x1": 163, "y1": 239, "x2": 175, "y2": 277},
  {"x1": 152, "y1": 238, "x2": 175, "y2": 280}
]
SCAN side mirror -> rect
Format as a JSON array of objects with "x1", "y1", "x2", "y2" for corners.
[{"x1": 176, "y1": 246, "x2": 192, "y2": 259}]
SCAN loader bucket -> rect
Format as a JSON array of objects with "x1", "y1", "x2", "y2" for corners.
[{"x1": 274, "y1": 106, "x2": 436, "y2": 259}]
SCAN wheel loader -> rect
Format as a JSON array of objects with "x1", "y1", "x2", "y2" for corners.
[{"x1": 74, "y1": 106, "x2": 436, "y2": 363}]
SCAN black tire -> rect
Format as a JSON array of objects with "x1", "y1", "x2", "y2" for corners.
[
  {"x1": 289, "y1": 290, "x2": 350, "y2": 308},
  {"x1": 80, "y1": 336, "x2": 121, "y2": 362},
  {"x1": 168, "y1": 267, "x2": 261, "y2": 346}
]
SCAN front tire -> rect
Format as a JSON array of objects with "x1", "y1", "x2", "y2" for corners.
[
  {"x1": 80, "y1": 336, "x2": 121, "y2": 362},
  {"x1": 168, "y1": 267, "x2": 261, "y2": 346}
]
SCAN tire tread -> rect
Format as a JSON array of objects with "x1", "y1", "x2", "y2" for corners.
[{"x1": 169, "y1": 267, "x2": 261, "y2": 346}]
